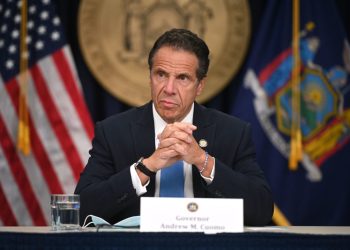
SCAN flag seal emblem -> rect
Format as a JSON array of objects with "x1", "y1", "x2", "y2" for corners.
[{"x1": 245, "y1": 34, "x2": 350, "y2": 182}]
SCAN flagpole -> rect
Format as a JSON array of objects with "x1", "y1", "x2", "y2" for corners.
[
  {"x1": 289, "y1": 0, "x2": 303, "y2": 170},
  {"x1": 18, "y1": 0, "x2": 30, "y2": 155}
]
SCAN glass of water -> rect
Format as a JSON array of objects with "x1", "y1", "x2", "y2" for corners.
[{"x1": 51, "y1": 194, "x2": 80, "y2": 231}]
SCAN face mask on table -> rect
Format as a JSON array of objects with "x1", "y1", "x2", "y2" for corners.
[{"x1": 82, "y1": 215, "x2": 140, "y2": 228}]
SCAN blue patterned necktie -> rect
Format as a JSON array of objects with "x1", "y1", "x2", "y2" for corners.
[{"x1": 159, "y1": 161, "x2": 184, "y2": 197}]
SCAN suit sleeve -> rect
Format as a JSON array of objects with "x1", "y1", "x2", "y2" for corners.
[
  {"x1": 205, "y1": 123, "x2": 274, "y2": 226},
  {"x1": 74, "y1": 121, "x2": 139, "y2": 224}
]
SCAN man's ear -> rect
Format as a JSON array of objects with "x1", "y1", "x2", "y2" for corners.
[{"x1": 196, "y1": 77, "x2": 206, "y2": 96}]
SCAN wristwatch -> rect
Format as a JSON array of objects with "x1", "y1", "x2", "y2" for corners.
[{"x1": 135, "y1": 157, "x2": 156, "y2": 177}]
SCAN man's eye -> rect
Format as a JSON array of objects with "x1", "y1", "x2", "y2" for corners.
[{"x1": 178, "y1": 75, "x2": 189, "y2": 81}]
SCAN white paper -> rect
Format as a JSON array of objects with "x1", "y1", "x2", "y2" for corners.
[{"x1": 140, "y1": 197, "x2": 243, "y2": 233}]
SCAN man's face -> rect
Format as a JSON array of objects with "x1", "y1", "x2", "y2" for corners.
[{"x1": 150, "y1": 46, "x2": 205, "y2": 123}]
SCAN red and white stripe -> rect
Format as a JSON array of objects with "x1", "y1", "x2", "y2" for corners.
[{"x1": 0, "y1": 45, "x2": 93, "y2": 226}]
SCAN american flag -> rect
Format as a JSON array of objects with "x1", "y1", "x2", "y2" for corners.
[{"x1": 0, "y1": 0, "x2": 93, "y2": 225}]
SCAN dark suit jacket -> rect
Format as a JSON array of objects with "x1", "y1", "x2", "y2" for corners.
[{"x1": 75, "y1": 102, "x2": 273, "y2": 226}]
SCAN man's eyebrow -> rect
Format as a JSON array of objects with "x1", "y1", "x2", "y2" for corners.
[
  {"x1": 153, "y1": 68, "x2": 166, "y2": 73},
  {"x1": 177, "y1": 72, "x2": 190, "y2": 77}
]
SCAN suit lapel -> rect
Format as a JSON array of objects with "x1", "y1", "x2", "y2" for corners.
[
  {"x1": 131, "y1": 102, "x2": 156, "y2": 196},
  {"x1": 192, "y1": 103, "x2": 216, "y2": 197}
]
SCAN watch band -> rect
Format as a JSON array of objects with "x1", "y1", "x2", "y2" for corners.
[{"x1": 135, "y1": 157, "x2": 156, "y2": 177}]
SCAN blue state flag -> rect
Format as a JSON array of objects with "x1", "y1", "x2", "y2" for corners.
[{"x1": 230, "y1": 0, "x2": 350, "y2": 225}]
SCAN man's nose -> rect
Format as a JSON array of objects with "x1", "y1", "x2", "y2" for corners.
[{"x1": 164, "y1": 77, "x2": 176, "y2": 94}]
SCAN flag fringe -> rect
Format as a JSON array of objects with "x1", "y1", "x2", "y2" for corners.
[{"x1": 273, "y1": 204, "x2": 291, "y2": 226}]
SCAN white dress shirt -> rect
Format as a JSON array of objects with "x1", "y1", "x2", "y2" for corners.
[{"x1": 130, "y1": 103, "x2": 214, "y2": 196}]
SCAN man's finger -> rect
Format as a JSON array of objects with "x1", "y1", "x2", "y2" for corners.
[{"x1": 158, "y1": 122, "x2": 197, "y2": 140}]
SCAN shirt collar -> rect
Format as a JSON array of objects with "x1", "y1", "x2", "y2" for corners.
[{"x1": 152, "y1": 102, "x2": 194, "y2": 140}]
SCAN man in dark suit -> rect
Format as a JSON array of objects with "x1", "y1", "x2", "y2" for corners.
[{"x1": 75, "y1": 28, "x2": 273, "y2": 226}]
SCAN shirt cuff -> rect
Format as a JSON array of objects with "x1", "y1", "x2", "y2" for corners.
[
  {"x1": 130, "y1": 164, "x2": 149, "y2": 196},
  {"x1": 201, "y1": 157, "x2": 215, "y2": 184}
]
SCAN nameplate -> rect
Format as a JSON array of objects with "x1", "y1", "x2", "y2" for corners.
[{"x1": 140, "y1": 197, "x2": 243, "y2": 233}]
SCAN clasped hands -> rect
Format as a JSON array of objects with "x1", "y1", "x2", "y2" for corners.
[{"x1": 142, "y1": 122, "x2": 207, "y2": 174}]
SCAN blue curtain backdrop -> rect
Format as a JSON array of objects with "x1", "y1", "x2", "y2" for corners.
[{"x1": 55, "y1": 0, "x2": 350, "y2": 225}]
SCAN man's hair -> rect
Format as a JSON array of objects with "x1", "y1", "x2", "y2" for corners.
[{"x1": 148, "y1": 28, "x2": 210, "y2": 81}]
